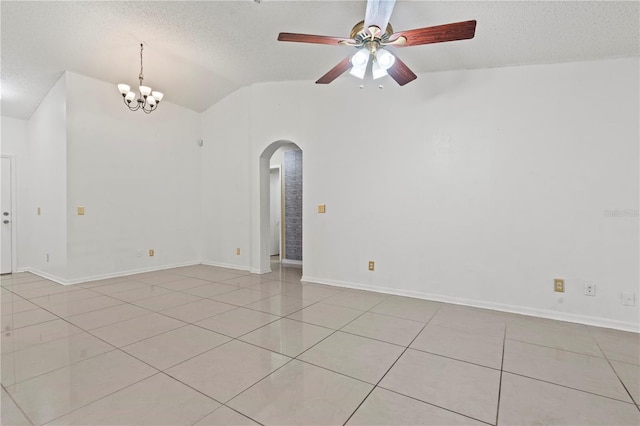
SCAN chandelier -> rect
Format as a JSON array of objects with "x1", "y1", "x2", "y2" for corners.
[{"x1": 117, "y1": 43, "x2": 164, "y2": 114}]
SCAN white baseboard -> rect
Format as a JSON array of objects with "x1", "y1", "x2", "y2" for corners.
[
  {"x1": 201, "y1": 261, "x2": 251, "y2": 273},
  {"x1": 26, "y1": 261, "x2": 202, "y2": 286},
  {"x1": 281, "y1": 259, "x2": 303, "y2": 267},
  {"x1": 301, "y1": 275, "x2": 640, "y2": 333},
  {"x1": 23, "y1": 269, "x2": 69, "y2": 285},
  {"x1": 250, "y1": 267, "x2": 272, "y2": 274}
]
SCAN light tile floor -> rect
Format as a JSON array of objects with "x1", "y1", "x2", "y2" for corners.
[{"x1": 1, "y1": 264, "x2": 639, "y2": 425}]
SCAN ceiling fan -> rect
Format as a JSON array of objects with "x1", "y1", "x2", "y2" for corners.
[{"x1": 277, "y1": 0, "x2": 476, "y2": 86}]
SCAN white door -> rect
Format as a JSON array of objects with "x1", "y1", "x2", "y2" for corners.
[
  {"x1": 269, "y1": 167, "x2": 281, "y2": 257},
  {"x1": 1, "y1": 157, "x2": 13, "y2": 274}
]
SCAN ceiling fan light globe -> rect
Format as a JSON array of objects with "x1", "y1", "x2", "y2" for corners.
[
  {"x1": 351, "y1": 49, "x2": 370, "y2": 67},
  {"x1": 372, "y1": 61, "x2": 388, "y2": 79},
  {"x1": 377, "y1": 49, "x2": 395, "y2": 70},
  {"x1": 349, "y1": 66, "x2": 366, "y2": 79},
  {"x1": 117, "y1": 84, "x2": 130, "y2": 95}
]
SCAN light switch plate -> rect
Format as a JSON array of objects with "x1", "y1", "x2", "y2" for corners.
[
  {"x1": 318, "y1": 204, "x2": 326, "y2": 214},
  {"x1": 77, "y1": 206, "x2": 85, "y2": 216}
]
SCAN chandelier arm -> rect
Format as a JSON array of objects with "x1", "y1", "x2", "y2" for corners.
[
  {"x1": 130, "y1": 100, "x2": 142, "y2": 112},
  {"x1": 141, "y1": 100, "x2": 156, "y2": 114},
  {"x1": 123, "y1": 97, "x2": 139, "y2": 111}
]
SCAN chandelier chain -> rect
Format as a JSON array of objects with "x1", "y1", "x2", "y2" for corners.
[{"x1": 139, "y1": 43, "x2": 144, "y2": 84}]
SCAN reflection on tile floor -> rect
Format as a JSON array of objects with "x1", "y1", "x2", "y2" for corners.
[{"x1": 1, "y1": 265, "x2": 639, "y2": 425}]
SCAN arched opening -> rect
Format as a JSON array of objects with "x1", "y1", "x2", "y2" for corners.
[{"x1": 258, "y1": 141, "x2": 303, "y2": 276}]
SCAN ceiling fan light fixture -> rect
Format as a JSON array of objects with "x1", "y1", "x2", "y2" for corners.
[
  {"x1": 377, "y1": 49, "x2": 395, "y2": 70},
  {"x1": 351, "y1": 49, "x2": 370, "y2": 67},
  {"x1": 349, "y1": 65, "x2": 367, "y2": 80},
  {"x1": 349, "y1": 48, "x2": 370, "y2": 79},
  {"x1": 372, "y1": 61, "x2": 387, "y2": 79},
  {"x1": 372, "y1": 48, "x2": 395, "y2": 79}
]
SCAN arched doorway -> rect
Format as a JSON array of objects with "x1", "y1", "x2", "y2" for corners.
[{"x1": 258, "y1": 141, "x2": 303, "y2": 274}]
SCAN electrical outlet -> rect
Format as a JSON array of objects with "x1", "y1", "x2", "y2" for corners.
[
  {"x1": 554, "y1": 279, "x2": 565, "y2": 293},
  {"x1": 368, "y1": 261, "x2": 375, "y2": 271},
  {"x1": 318, "y1": 204, "x2": 326, "y2": 214},
  {"x1": 584, "y1": 283, "x2": 595, "y2": 296},
  {"x1": 46, "y1": 253, "x2": 50, "y2": 262},
  {"x1": 149, "y1": 249, "x2": 154, "y2": 257},
  {"x1": 236, "y1": 248, "x2": 241, "y2": 255},
  {"x1": 77, "y1": 206, "x2": 85, "y2": 216},
  {"x1": 136, "y1": 250, "x2": 142, "y2": 258},
  {"x1": 622, "y1": 293, "x2": 636, "y2": 306},
  {"x1": 37, "y1": 207, "x2": 41, "y2": 216}
]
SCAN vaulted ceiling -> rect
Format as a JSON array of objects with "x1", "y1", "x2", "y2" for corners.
[{"x1": 1, "y1": 1, "x2": 638, "y2": 119}]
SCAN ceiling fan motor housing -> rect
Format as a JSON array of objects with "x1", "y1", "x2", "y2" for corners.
[{"x1": 350, "y1": 20, "x2": 393, "y2": 44}]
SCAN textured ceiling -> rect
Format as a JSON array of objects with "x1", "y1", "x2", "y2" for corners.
[{"x1": 1, "y1": 1, "x2": 638, "y2": 119}]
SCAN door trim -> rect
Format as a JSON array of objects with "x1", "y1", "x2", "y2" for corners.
[
  {"x1": 1, "y1": 154, "x2": 18, "y2": 274},
  {"x1": 269, "y1": 165, "x2": 283, "y2": 261}
]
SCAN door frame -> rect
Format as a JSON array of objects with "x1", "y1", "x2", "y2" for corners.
[
  {"x1": 256, "y1": 140, "x2": 303, "y2": 274},
  {"x1": 1, "y1": 154, "x2": 18, "y2": 274},
  {"x1": 269, "y1": 165, "x2": 284, "y2": 261}
]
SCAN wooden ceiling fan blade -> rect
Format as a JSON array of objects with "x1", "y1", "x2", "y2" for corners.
[
  {"x1": 387, "y1": 56, "x2": 417, "y2": 86},
  {"x1": 278, "y1": 32, "x2": 354, "y2": 46},
  {"x1": 389, "y1": 20, "x2": 477, "y2": 47},
  {"x1": 364, "y1": 0, "x2": 396, "y2": 35},
  {"x1": 316, "y1": 56, "x2": 353, "y2": 84}
]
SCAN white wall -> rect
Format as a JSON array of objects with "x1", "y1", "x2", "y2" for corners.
[
  {"x1": 0, "y1": 116, "x2": 29, "y2": 271},
  {"x1": 202, "y1": 57, "x2": 639, "y2": 331},
  {"x1": 200, "y1": 87, "x2": 252, "y2": 270},
  {"x1": 63, "y1": 72, "x2": 202, "y2": 282},
  {"x1": 7, "y1": 57, "x2": 638, "y2": 330},
  {"x1": 26, "y1": 75, "x2": 68, "y2": 279}
]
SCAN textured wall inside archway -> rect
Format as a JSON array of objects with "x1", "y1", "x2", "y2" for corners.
[{"x1": 284, "y1": 149, "x2": 303, "y2": 261}]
